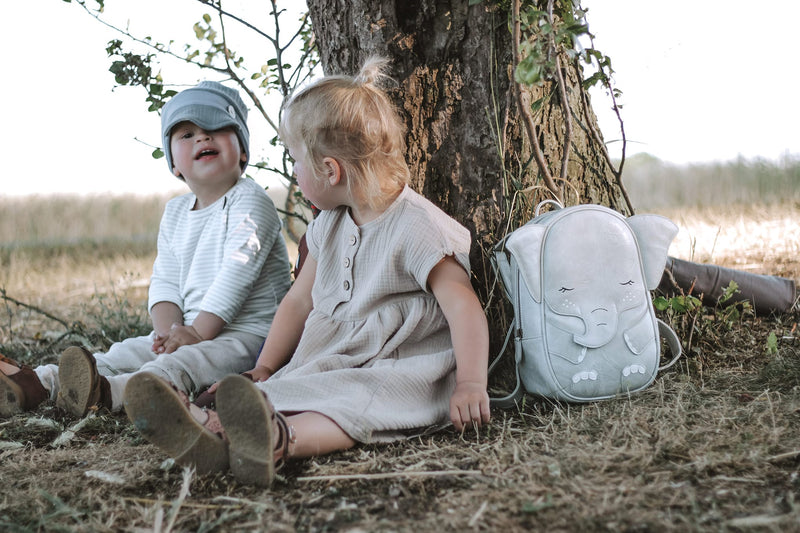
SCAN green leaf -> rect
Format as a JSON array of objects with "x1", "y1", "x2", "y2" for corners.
[
  {"x1": 202, "y1": 13, "x2": 211, "y2": 24},
  {"x1": 718, "y1": 280, "x2": 740, "y2": 305},
  {"x1": 653, "y1": 296, "x2": 670, "y2": 312},
  {"x1": 152, "y1": 148, "x2": 164, "y2": 160},
  {"x1": 516, "y1": 64, "x2": 541, "y2": 85},
  {"x1": 766, "y1": 331, "x2": 779, "y2": 355}
]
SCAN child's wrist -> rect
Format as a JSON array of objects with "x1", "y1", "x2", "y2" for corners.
[
  {"x1": 186, "y1": 325, "x2": 205, "y2": 341},
  {"x1": 256, "y1": 364, "x2": 276, "y2": 377}
]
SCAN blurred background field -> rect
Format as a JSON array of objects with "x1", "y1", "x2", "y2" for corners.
[{"x1": 0, "y1": 158, "x2": 798, "y2": 350}]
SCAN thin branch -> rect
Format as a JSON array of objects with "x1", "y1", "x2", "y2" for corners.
[
  {"x1": 575, "y1": 63, "x2": 633, "y2": 213},
  {"x1": 296, "y1": 470, "x2": 484, "y2": 482},
  {"x1": 211, "y1": 2, "x2": 279, "y2": 134},
  {"x1": 580, "y1": 29, "x2": 635, "y2": 213},
  {"x1": 75, "y1": 1, "x2": 229, "y2": 76},
  {"x1": 279, "y1": 11, "x2": 311, "y2": 56},
  {"x1": 270, "y1": 0, "x2": 290, "y2": 96},
  {"x1": 767, "y1": 449, "x2": 800, "y2": 462},
  {"x1": 511, "y1": 0, "x2": 561, "y2": 202},
  {"x1": 194, "y1": 0, "x2": 278, "y2": 46},
  {"x1": 576, "y1": 61, "x2": 616, "y2": 172},
  {"x1": 548, "y1": 0, "x2": 573, "y2": 188},
  {"x1": 0, "y1": 289, "x2": 70, "y2": 330}
]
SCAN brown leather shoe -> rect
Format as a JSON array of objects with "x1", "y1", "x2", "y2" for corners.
[
  {"x1": 0, "y1": 353, "x2": 48, "y2": 417},
  {"x1": 123, "y1": 372, "x2": 229, "y2": 474},
  {"x1": 216, "y1": 374, "x2": 295, "y2": 487},
  {"x1": 56, "y1": 346, "x2": 112, "y2": 417}
]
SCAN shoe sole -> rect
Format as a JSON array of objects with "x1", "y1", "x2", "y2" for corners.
[
  {"x1": 0, "y1": 372, "x2": 24, "y2": 417},
  {"x1": 216, "y1": 374, "x2": 275, "y2": 487},
  {"x1": 56, "y1": 346, "x2": 99, "y2": 417},
  {"x1": 124, "y1": 372, "x2": 228, "y2": 474}
]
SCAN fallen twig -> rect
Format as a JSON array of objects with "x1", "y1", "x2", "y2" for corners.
[
  {"x1": 296, "y1": 469, "x2": 483, "y2": 482},
  {"x1": 1, "y1": 288, "x2": 71, "y2": 329},
  {"x1": 766, "y1": 449, "x2": 800, "y2": 462},
  {"x1": 51, "y1": 413, "x2": 95, "y2": 448}
]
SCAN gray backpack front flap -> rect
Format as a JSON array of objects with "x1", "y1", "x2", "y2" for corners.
[{"x1": 490, "y1": 202, "x2": 681, "y2": 406}]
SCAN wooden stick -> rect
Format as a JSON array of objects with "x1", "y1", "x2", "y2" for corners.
[
  {"x1": 296, "y1": 469, "x2": 483, "y2": 482},
  {"x1": 766, "y1": 449, "x2": 800, "y2": 462}
]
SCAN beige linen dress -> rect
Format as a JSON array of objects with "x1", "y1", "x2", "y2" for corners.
[{"x1": 256, "y1": 186, "x2": 472, "y2": 442}]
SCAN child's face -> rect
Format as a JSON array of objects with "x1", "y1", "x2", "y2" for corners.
[
  {"x1": 170, "y1": 122, "x2": 246, "y2": 191},
  {"x1": 289, "y1": 145, "x2": 328, "y2": 209}
]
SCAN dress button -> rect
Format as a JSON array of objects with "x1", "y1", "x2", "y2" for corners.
[
  {"x1": 343, "y1": 280, "x2": 351, "y2": 291},
  {"x1": 348, "y1": 234, "x2": 357, "y2": 245},
  {"x1": 343, "y1": 257, "x2": 351, "y2": 268}
]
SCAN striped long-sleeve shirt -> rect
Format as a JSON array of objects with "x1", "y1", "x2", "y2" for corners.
[{"x1": 148, "y1": 178, "x2": 291, "y2": 337}]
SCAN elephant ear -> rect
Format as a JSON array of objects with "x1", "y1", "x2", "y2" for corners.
[
  {"x1": 505, "y1": 223, "x2": 547, "y2": 302},
  {"x1": 627, "y1": 214, "x2": 679, "y2": 289}
]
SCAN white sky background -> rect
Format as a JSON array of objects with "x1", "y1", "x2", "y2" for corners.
[{"x1": 4, "y1": 0, "x2": 799, "y2": 197}]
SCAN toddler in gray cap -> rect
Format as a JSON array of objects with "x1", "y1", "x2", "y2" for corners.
[
  {"x1": 0, "y1": 80, "x2": 291, "y2": 424},
  {"x1": 161, "y1": 80, "x2": 250, "y2": 177}
]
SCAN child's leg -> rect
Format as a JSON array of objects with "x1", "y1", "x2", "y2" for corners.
[
  {"x1": 285, "y1": 412, "x2": 356, "y2": 458},
  {"x1": 133, "y1": 331, "x2": 262, "y2": 394},
  {"x1": 73, "y1": 331, "x2": 260, "y2": 411},
  {"x1": 33, "y1": 334, "x2": 156, "y2": 404},
  {"x1": 51, "y1": 335, "x2": 157, "y2": 414}
]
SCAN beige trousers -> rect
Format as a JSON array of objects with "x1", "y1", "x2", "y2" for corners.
[{"x1": 36, "y1": 330, "x2": 263, "y2": 411}]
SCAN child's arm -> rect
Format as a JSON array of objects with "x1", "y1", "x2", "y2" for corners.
[
  {"x1": 151, "y1": 301, "x2": 184, "y2": 337},
  {"x1": 198, "y1": 191, "x2": 284, "y2": 333},
  {"x1": 247, "y1": 254, "x2": 317, "y2": 381},
  {"x1": 150, "y1": 301, "x2": 184, "y2": 353},
  {"x1": 428, "y1": 256, "x2": 491, "y2": 431}
]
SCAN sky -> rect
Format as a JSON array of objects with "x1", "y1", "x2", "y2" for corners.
[{"x1": 4, "y1": 0, "x2": 799, "y2": 197}]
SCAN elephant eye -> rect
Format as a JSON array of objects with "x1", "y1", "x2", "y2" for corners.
[
  {"x1": 620, "y1": 280, "x2": 635, "y2": 286},
  {"x1": 558, "y1": 287, "x2": 574, "y2": 293}
]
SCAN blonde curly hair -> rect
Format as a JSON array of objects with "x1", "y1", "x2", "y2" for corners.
[{"x1": 279, "y1": 56, "x2": 410, "y2": 210}]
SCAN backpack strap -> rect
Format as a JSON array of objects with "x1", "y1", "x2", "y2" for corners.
[
  {"x1": 657, "y1": 319, "x2": 683, "y2": 371},
  {"x1": 488, "y1": 319, "x2": 525, "y2": 409}
]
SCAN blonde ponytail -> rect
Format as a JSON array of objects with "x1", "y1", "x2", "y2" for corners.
[{"x1": 353, "y1": 56, "x2": 393, "y2": 89}]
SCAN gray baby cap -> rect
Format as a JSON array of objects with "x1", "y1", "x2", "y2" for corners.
[{"x1": 161, "y1": 81, "x2": 250, "y2": 177}]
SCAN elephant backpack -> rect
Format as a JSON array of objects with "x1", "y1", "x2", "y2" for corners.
[{"x1": 489, "y1": 201, "x2": 682, "y2": 407}]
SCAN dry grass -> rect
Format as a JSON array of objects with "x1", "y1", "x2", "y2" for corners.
[
  {"x1": 656, "y1": 202, "x2": 800, "y2": 281},
  {"x1": 0, "y1": 201, "x2": 798, "y2": 532},
  {"x1": 0, "y1": 194, "x2": 169, "y2": 245}
]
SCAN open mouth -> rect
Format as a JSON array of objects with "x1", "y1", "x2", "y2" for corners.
[{"x1": 196, "y1": 149, "x2": 219, "y2": 159}]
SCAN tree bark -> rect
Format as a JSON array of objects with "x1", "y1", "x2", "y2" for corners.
[{"x1": 305, "y1": 0, "x2": 628, "y2": 340}]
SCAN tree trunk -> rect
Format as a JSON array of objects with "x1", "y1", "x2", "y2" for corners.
[{"x1": 306, "y1": 0, "x2": 628, "y2": 341}]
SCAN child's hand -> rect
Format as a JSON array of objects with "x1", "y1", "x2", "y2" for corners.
[
  {"x1": 450, "y1": 381, "x2": 491, "y2": 431},
  {"x1": 248, "y1": 364, "x2": 276, "y2": 383},
  {"x1": 158, "y1": 324, "x2": 205, "y2": 354},
  {"x1": 151, "y1": 334, "x2": 168, "y2": 354}
]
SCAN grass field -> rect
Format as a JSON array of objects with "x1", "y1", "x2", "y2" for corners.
[{"x1": 0, "y1": 192, "x2": 798, "y2": 531}]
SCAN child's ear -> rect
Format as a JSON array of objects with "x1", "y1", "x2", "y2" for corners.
[
  {"x1": 322, "y1": 157, "x2": 342, "y2": 186},
  {"x1": 172, "y1": 166, "x2": 182, "y2": 178}
]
